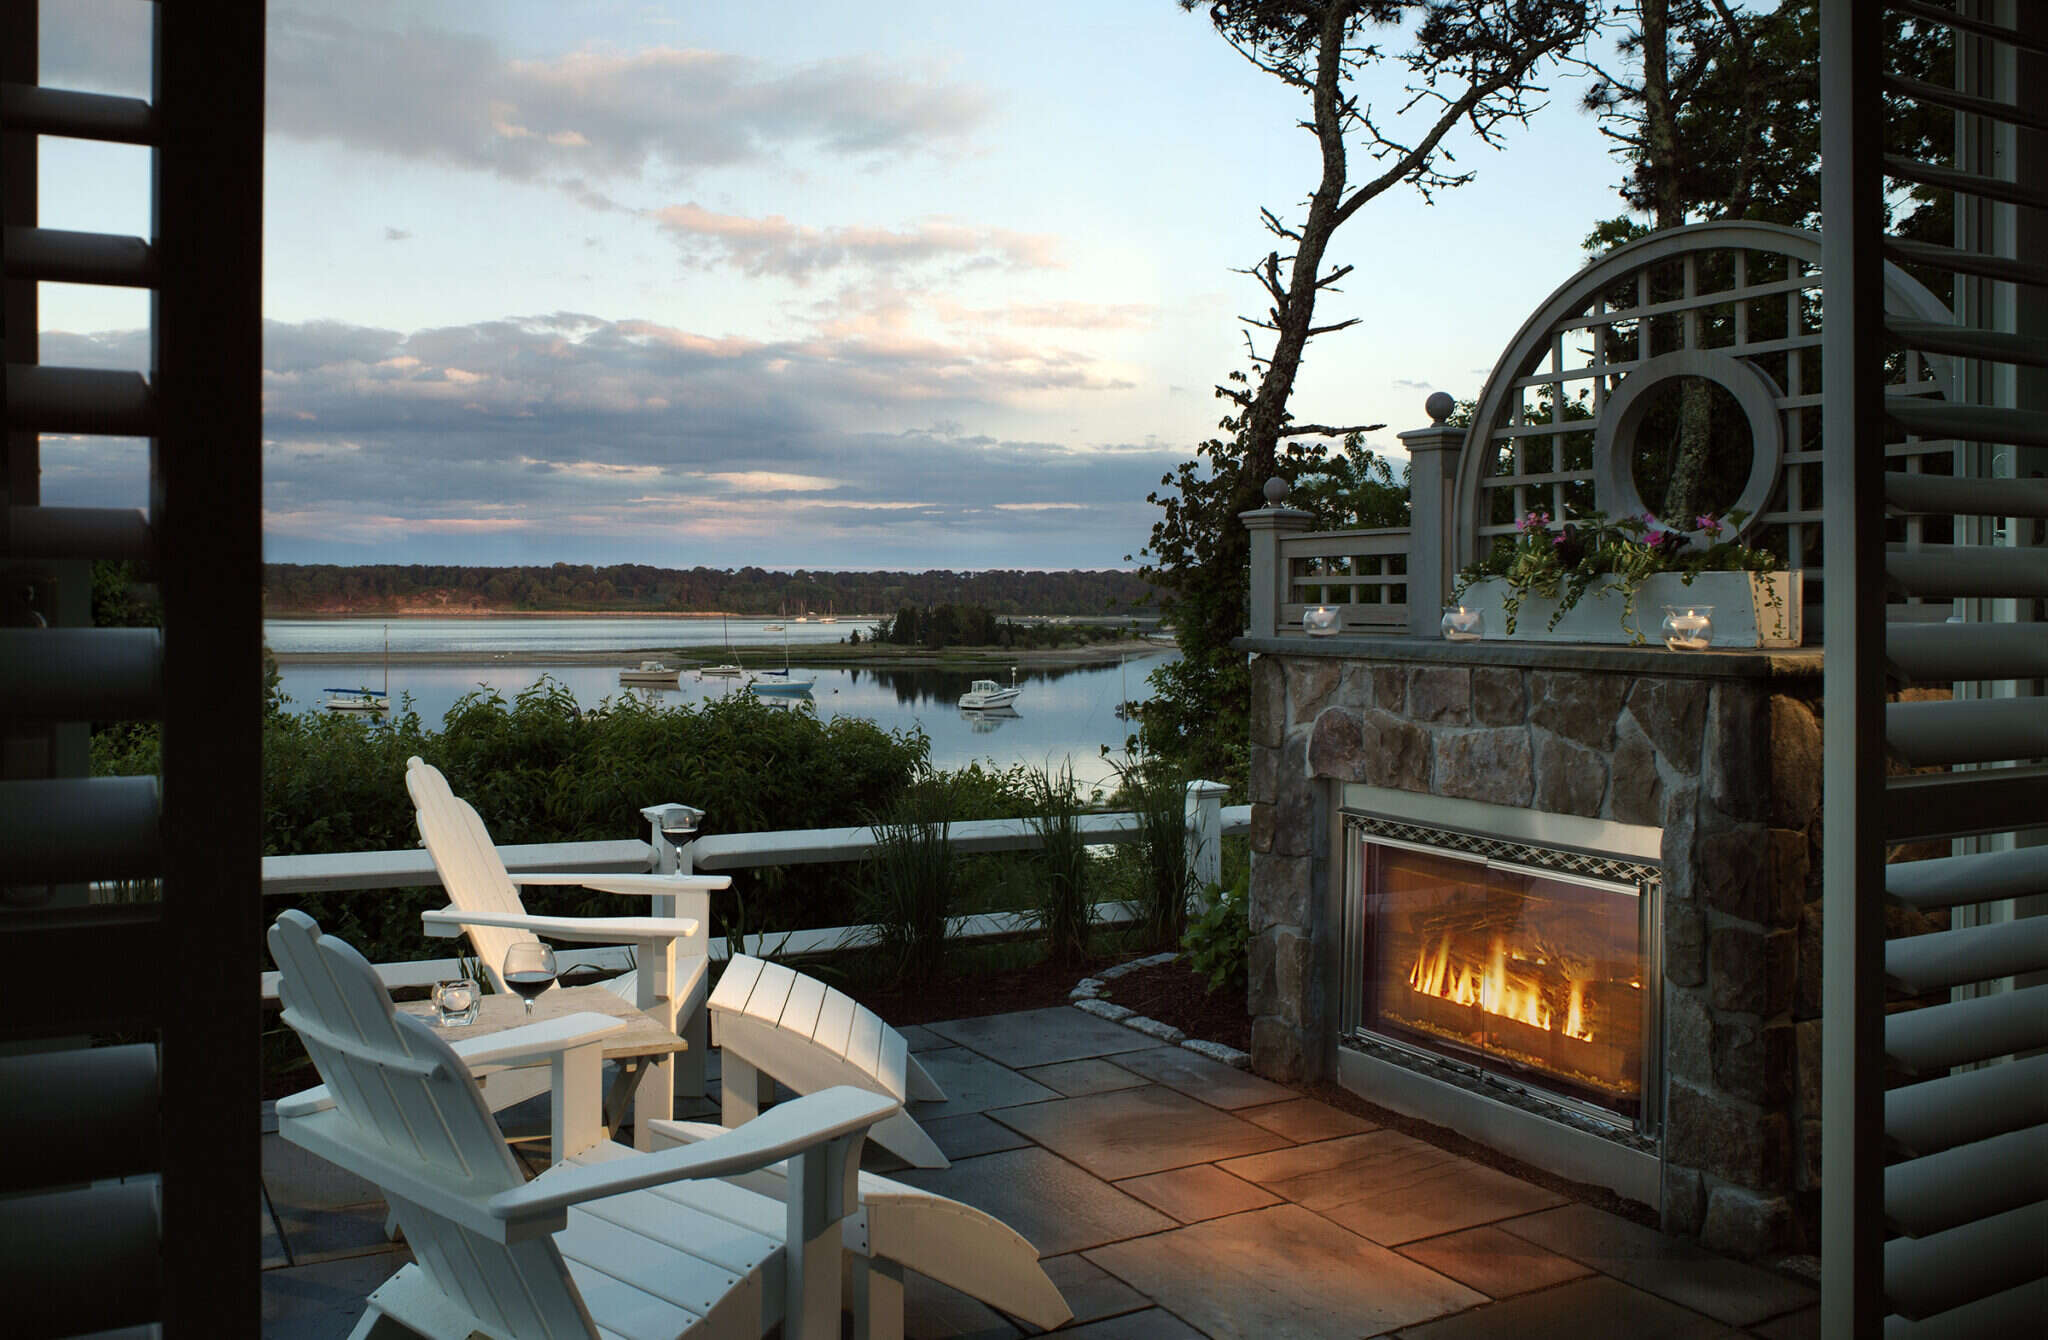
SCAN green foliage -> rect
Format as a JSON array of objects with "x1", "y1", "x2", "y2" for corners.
[
  {"x1": 872, "y1": 602, "x2": 1130, "y2": 652},
  {"x1": 1181, "y1": 878, "x2": 1250, "y2": 997},
  {"x1": 1025, "y1": 762, "x2": 1095, "y2": 968},
  {"x1": 1108, "y1": 753, "x2": 1200, "y2": 951},
  {"x1": 91, "y1": 560, "x2": 158, "y2": 627},
  {"x1": 262, "y1": 561, "x2": 1156, "y2": 618},
  {"x1": 1453, "y1": 508, "x2": 1780, "y2": 642},
  {"x1": 857, "y1": 770, "x2": 962, "y2": 987}
]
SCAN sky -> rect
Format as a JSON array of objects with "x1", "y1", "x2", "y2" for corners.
[{"x1": 37, "y1": 0, "x2": 1631, "y2": 572}]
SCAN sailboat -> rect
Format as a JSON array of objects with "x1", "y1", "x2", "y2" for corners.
[
  {"x1": 326, "y1": 625, "x2": 392, "y2": 712},
  {"x1": 746, "y1": 623, "x2": 814, "y2": 697},
  {"x1": 697, "y1": 613, "x2": 745, "y2": 678}
]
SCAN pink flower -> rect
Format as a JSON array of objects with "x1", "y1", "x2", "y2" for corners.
[
  {"x1": 1696, "y1": 514, "x2": 1723, "y2": 537},
  {"x1": 1517, "y1": 510, "x2": 1550, "y2": 534}
]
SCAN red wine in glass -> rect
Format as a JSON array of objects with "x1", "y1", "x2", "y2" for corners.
[{"x1": 502, "y1": 942, "x2": 557, "y2": 1015}]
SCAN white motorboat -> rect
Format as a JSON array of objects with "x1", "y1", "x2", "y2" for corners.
[
  {"x1": 619, "y1": 660, "x2": 681, "y2": 686},
  {"x1": 958, "y1": 668, "x2": 1021, "y2": 711},
  {"x1": 697, "y1": 663, "x2": 746, "y2": 678},
  {"x1": 323, "y1": 687, "x2": 390, "y2": 712}
]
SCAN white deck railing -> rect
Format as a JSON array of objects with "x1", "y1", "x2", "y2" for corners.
[{"x1": 259, "y1": 784, "x2": 1248, "y2": 999}]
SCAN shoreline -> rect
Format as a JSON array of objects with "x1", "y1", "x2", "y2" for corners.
[{"x1": 271, "y1": 637, "x2": 1173, "y2": 670}]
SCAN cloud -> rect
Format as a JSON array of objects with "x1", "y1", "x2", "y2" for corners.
[
  {"x1": 260, "y1": 9, "x2": 989, "y2": 192},
  {"x1": 933, "y1": 297, "x2": 1156, "y2": 331},
  {"x1": 39, "y1": 312, "x2": 1175, "y2": 569},
  {"x1": 654, "y1": 205, "x2": 1059, "y2": 281},
  {"x1": 385, "y1": 227, "x2": 413, "y2": 242}
]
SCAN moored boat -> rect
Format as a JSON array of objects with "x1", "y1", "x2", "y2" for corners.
[
  {"x1": 958, "y1": 668, "x2": 1021, "y2": 710},
  {"x1": 619, "y1": 660, "x2": 681, "y2": 686}
]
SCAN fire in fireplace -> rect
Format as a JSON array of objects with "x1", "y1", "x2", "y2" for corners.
[{"x1": 1350, "y1": 819, "x2": 1660, "y2": 1126}]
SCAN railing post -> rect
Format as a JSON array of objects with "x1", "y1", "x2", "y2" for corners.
[
  {"x1": 1241, "y1": 478, "x2": 1314, "y2": 639},
  {"x1": 1184, "y1": 779, "x2": 1231, "y2": 911},
  {"x1": 1398, "y1": 394, "x2": 1467, "y2": 637},
  {"x1": 639, "y1": 803, "x2": 708, "y2": 1106}
]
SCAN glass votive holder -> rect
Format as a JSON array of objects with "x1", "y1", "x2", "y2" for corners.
[
  {"x1": 433, "y1": 978, "x2": 480, "y2": 1026},
  {"x1": 1303, "y1": 605, "x2": 1341, "y2": 636},
  {"x1": 1661, "y1": 605, "x2": 1715, "y2": 651},
  {"x1": 1440, "y1": 606, "x2": 1483, "y2": 642}
]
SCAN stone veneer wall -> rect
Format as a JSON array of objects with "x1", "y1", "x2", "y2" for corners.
[{"x1": 1243, "y1": 639, "x2": 1826, "y2": 1258}]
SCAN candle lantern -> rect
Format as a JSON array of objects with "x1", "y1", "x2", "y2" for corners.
[
  {"x1": 1440, "y1": 606, "x2": 1483, "y2": 642},
  {"x1": 1661, "y1": 605, "x2": 1715, "y2": 651}
]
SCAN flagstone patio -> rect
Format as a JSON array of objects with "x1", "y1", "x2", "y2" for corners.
[{"x1": 261, "y1": 1004, "x2": 1820, "y2": 1338}]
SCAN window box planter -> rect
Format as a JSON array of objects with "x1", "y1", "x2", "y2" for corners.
[{"x1": 1457, "y1": 570, "x2": 1801, "y2": 648}]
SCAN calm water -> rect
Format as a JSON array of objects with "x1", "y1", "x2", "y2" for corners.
[
  {"x1": 270, "y1": 621, "x2": 1173, "y2": 790},
  {"x1": 266, "y1": 616, "x2": 881, "y2": 655}
]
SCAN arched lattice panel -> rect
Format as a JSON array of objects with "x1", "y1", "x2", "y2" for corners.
[{"x1": 1455, "y1": 221, "x2": 1958, "y2": 616}]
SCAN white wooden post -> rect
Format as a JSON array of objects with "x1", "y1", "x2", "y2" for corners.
[
  {"x1": 1241, "y1": 478, "x2": 1313, "y2": 639},
  {"x1": 641, "y1": 804, "x2": 710, "y2": 1113},
  {"x1": 1184, "y1": 779, "x2": 1230, "y2": 912},
  {"x1": 1399, "y1": 399, "x2": 1467, "y2": 638}
]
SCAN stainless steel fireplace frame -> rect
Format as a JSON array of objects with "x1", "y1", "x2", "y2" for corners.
[{"x1": 1339, "y1": 811, "x2": 1666, "y2": 1140}]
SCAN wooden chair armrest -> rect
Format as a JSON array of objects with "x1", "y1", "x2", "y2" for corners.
[
  {"x1": 487, "y1": 1087, "x2": 898, "y2": 1219},
  {"x1": 274, "y1": 1013, "x2": 628, "y2": 1117},
  {"x1": 506, "y1": 872, "x2": 730, "y2": 896},
  {"x1": 421, "y1": 907, "x2": 700, "y2": 943}
]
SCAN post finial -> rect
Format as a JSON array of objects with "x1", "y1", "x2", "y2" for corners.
[
  {"x1": 1425, "y1": 391, "x2": 1456, "y2": 424},
  {"x1": 1262, "y1": 476, "x2": 1289, "y2": 505}
]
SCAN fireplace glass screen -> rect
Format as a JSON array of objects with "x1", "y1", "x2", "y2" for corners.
[{"x1": 1360, "y1": 837, "x2": 1647, "y2": 1121}]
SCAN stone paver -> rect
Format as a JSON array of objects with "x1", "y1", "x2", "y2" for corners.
[
  {"x1": 895, "y1": 1146, "x2": 1175, "y2": 1257},
  {"x1": 1395, "y1": 1224, "x2": 1595, "y2": 1300},
  {"x1": 1052, "y1": 1309, "x2": 1208, "y2": 1338},
  {"x1": 1500, "y1": 1204, "x2": 1817, "y2": 1328},
  {"x1": 1221, "y1": 1128, "x2": 1567, "y2": 1245},
  {"x1": 924, "y1": 1110, "x2": 1032, "y2": 1161},
  {"x1": 1749, "y1": 1304, "x2": 1821, "y2": 1340},
  {"x1": 1087, "y1": 1203, "x2": 1486, "y2": 1340},
  {"x1": 1391, "y1": 1275, "x2": 1744, "y2": 1340},
  {"x1": 991, "y1": 1085, "x2": 1290, "y2": 1181},
  {"x1": 261, "y1": 1248, "x2": 408, "y2": 1340},
  {"x1": 1236, "y1": 1096, "x2": 1377, "y2": 1143},
  {"x1": 898, "y1": 1023, "x2": 947, "y2": 1052},
  {"x1": 927, "y1": 1006, "x2": 1158, "y2": 1068},
  {"x1": 907, "y1": 1045, "x2": 1060, "y2": 1121},
  {"x1": 1108, "y1": 1044, "x2": 1298, "y2": 1109},
  {"x1": 902, "y1": 1272, "x2": 1024, "y2": 1339},
  {"x1": 1037, "y1": 1253, "x2": 1151, "y2": 1330},
  {"x1": 1021, "y1": 1057, "x2": 1147, "y2": 1097},
  {"x1": 1115, "y1": 1164, "x2": 1281, "y2": 1224}
]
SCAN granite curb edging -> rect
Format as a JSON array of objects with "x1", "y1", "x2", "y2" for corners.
[{"x1": 1069, "y1": 952, "x2": 1253, "y2": 1070}]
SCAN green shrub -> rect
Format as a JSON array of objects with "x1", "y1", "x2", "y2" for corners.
[
  {"x1": 1181, "y1": 877, "x2": 1249, "y2": 996},
  {"x1": 1109, "y1": 753, "x2": 1198, "y2": 950},
  {"x1": 857, "y1": 770, "x2": 960, "y2": 986},
  {"x1": 1025, "y1": 761, "x2": 1095, "y2": 967}
]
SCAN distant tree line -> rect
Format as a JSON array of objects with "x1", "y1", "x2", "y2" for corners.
[
  {"x1": 262, "y1": 563, "x2": 1156, "y2": 617},
  {"x1": 870, "y1": 603, "x2": 1133, "y2": 652}
]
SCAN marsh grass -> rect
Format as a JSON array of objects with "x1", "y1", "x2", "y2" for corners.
[
  {"x1": 1025, "y1": 761, "x2": 1095, "y2": 967},
  {"x1": 1111, "y1": 753, "x2": 1199, "y2": 950},
  {"x1": 856, "y1": 769, "x2": 961, "y2": 987}
]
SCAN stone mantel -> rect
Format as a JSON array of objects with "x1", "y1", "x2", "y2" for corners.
[{"x1": 1235, "y1": 634, "x2": 1823, "y2": 683}]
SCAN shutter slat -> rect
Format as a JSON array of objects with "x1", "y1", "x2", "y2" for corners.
[
  {"x1": 0, "y1": 628, "x2": 163, "y2": 721},
  {"x1": 1884, "y1": 470, "x2": 2048, "y2": 519},
  {"x1": 1884, "y1": 1125, "x2": 2048, "y2": 1238},
  {"x1": 1884, "y1": 76, "x2": 2048, "y2": 135},
  {"x1": 1883, "y1": 237, "x2": 2048, "y2": 290},
  {"x1": 1885, "y1": 154, "x2": 2048, "y2": 212},
  {"x1": 0, "y1": 83, "x2": 156, "y2": 143},
  {"x1": 1882, "y1": 765, "x2": 2048, "y2": 842},
  {"x1": 1885, "y1": 316, "x2": 2048, "y2": 368},
  {"x1": 0, "y1": 776, "x2": 161, "y2": 884},
  {"x1": 1885, "y1": 398, "x2": 2048, "y2": 448},
  {"x1": 1885, "y1": 696, "x2": 2048, "y2": 767},
  {"x1": 1885, "y1": 544, "x2": 2048, "y2": 599},
  {"x1": 1883, "y1": 1278, "x2": 2048, "y2": 1340},
  {"x1": 0, "y1": 1183, "x2": 162, "y2": 1335},
  {"x1": 1885, "y1": 984, "x2": 2048, "y2": 1073},
  {"x1": 0, "y1": 1045, "x2": 159, "y2": 1191},
  {"x1": 2, "y1": 226, "x2": 156, "y2": 287},
  {"x1": 1887, "y1": 844, "x2": 2048, "y2": 912},
  {"x1": 1886, "y1": 1055, "x2": 2048, "y2": 1156},
  {"x1": 1884, "y1": 917, "x2": 2048, "y2": 994},
  {"x1": 1889, "y1": 1, "x2": 2048, "y2": 57},
  {"x1": 2, "y1": 506, "x2": 153, "y2": 561},
  {"x1": 4, "y1": 365, "x2": 155, "y2": 436},
  {"x1": 1882, "y1": 1201, "x2": 2048, "y2": 1320}
]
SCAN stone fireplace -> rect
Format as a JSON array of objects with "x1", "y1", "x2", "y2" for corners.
[{"x1": 1242, "y1": 641, "x2": 1825, "y2": 1258}]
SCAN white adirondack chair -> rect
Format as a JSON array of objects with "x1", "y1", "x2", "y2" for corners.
[
  {"x1": 270, "y1": 909, "x2": 896, "y2": 1340},
  {"x1": 406, "y1": 756, "x2": 730, "y2": 1141},
  {"x1": 408, "y1": 757, "x2": 954, "y2": 1169},
  {"x1": 647, "y1": 1117, "x2": 1073, "y2": 1339}
]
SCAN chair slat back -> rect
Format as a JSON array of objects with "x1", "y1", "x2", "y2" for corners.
[
  {"x1": 406, "y1": 756, "x2": 537, "y2": 993},
  {"x1": 268, "y1": 911, "x2": 595, "y2": 1337}
]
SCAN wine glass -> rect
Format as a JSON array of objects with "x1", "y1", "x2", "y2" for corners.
[{"x1": 503, "y1": 941, "x2": 557, "y2": 1015}]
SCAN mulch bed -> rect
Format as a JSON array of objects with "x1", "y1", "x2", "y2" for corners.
[{"x1": 1096, "y1": 959, "x2": 1252, "y2": 1053}]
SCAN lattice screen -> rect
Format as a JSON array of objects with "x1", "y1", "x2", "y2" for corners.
[{"x1": 1454, "y1": 222, "x2": 1961, "y2": 618}]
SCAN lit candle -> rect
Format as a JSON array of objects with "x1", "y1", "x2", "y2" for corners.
[
  {"x1": 1440, "y1": 606, "x2": 1483, "y2": 642},
  {"x1": 1663, "y1": 606, "x2": 1713, "y2": 651},
  {"x1": 1304, "y1": 605, "x2": 1341, "y2": 636}
]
